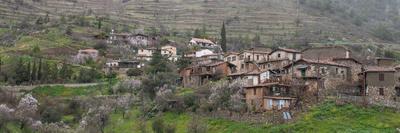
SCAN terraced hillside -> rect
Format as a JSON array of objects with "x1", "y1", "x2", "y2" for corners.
[{"x1": 0, "y1": 0, "x2": 399, "y2": 44}]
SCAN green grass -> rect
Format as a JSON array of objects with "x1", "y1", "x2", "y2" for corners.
[
  {"x1": 31, "y1": 85, "x2": 110, "y2": 98},
  {"x1": 16, "y1": 28, "x2": 72, "y2": 49},
  {"x1": 0, "y1": 122, "x2": 33, "y2": 133},
  {"x1": 0, "y1": 28, "x2": 8, "y2": 36},
  {"x1": 105, "y1": 101, "x2": 400, "y2": 133},
  {"x1": 176, "y1": 87, "x2": 194, "y2": 96}
]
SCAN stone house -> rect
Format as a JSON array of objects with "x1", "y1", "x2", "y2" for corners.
[
  {"x1": 128, "y1": 33, "x2": 158, "y2": 46},
  {"x1": 225, "y1": 48, "x2": 271, "y2": 72},
  {"x1": 284, "y1": 59, "x2": 349, "y2": 80},
  {"x1": 136, "y1": 47, "x2": 155, "y2": 61},
  {"x1": 136, "y1": 45, "x2": 178, "y2": 61},
  {"x1": 268, "y1": 48, "x2": 301, "y2": 61},
  {"x1": 161, "y1": 45, "x2": 178, "y2": 61},
  {"x1": 258, "y1": 59, "x2": 290, "y2": 76},
  {"x1": 376, "y1": 57, "x2": 396, "y2": 67},
  {"x1": 302, "y1": 46, "x2": 351, "y2": 61},
  {"x1": 241, "y1": 48, "x2": 271, "y2": 63},
  {"x1": 224, "y1": 52, "x2": 241, "y2": 70},
  {"x1": 189, "y1": 38, "x2": 218, "y2": 49},
  {"x1": 332, "y1": 58, "x2": 363, "y2": 83},
  {"x1": 244, "y1": 82, "x2": 295, "y2": 111},
  {"x1": 184, "y1": 49, "x2": 215, "y2": 60},
  {"x1": 104, "y1": 60, "x2": 142, "y2": 75},
  {"x1": 75, "y1": 49, "x2": 99, "y2": 63},
  {"x1": 283, "y1": 58, "x2": 350, "y2": 96},
  {"x1": 359, "y1": 66, "x2": 398, "y2": 104},
  {"x1": 395, "y1": 65, "x2": 400, "y2": 97},
  {"x1": 179, "y1": 61, "x2": 235, "y2": 87}
]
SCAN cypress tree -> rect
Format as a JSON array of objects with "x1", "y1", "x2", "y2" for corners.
[{"x1": 220, "y1": 22, "x2": 227, "y2": 52}]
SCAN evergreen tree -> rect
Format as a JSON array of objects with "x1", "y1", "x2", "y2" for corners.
[
  {"x1": 193, "y1": 29, "x2": 202, "y2": 38},
  {"x1": 220, "y1": 22, "x2": 227, "y2": 52},
  {"x1": 253, "y1": 34, "x2": 261, "y2": 47},
  {"x1": 145, "y1": 48, "x2": 171, "y2": 74}
]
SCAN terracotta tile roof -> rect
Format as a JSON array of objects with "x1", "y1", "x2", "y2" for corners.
[
  {"x1": 332, "y1": 58, "x2": 362, "y2": 64},
  {"x1": 270, "y1": 47, "x2": 301, "y2": 54},
  {"x1": 244, "y1": 82, "x2": 291, "y2": 88},
  {"x1": 284, "y1": 59, "x2": 348, "y2": 68},
  {"x1": 191, "y1": 38, "x2": 215, "y2": 45},
  {"x1": 258, "y1": 59, "x2": 290, "y2": 64}
]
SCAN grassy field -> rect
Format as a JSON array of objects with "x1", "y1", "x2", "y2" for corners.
[
  {"x1": 105, "y1": 101, "x2": 400, "y2": 133},
  {"x1": 31, "y1": 84, "x2": 111, "y2": 98}
]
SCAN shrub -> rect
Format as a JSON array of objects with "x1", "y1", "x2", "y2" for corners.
[
  {"x1": 152, "y1": 118, "x2": 165, "y2": 133},
  {"x1": 126, "y1": 68, "x2": 143, "y2": 77},
  {"x1": 187, "y1": 116, "x2": 207, "y2": 133},
  {"x1": 77, "y1": 68, "x2": 102, "y2": 83},
  {"x1": 41, "y1": 108, "x2": 62, "y2": 123},
  {"x1": 164, "y1": 124, "x2": 176, "y2": 133}
]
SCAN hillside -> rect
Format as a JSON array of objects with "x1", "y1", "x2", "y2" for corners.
[
  {"x1": 1, "y1": 0, "x2": 400, "y2": 46},
  {"x1": 103, "y1": 101, "x2": 400, "y2": 133}
]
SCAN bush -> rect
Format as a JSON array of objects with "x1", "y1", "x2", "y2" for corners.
[
  {"x1": 41, "y1": 108, "x2": 62, "y2": 123},
  {"x1": 152, "y1": 118, "x2": 165, "y2": 133},
  {"x1": 187, "y1": 116, "x2": 207, "y2": 133},
  {"x1": 164, "y1": 124, "x2": 176, "y2": 133},
  {"x1": 126, "y1": 68, "x2": 143, "y2": 77},
  {"x1": 77, "y1": 68, "x2": 102, "y2": 83}
]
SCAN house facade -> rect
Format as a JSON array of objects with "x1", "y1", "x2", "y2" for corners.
[
  {"x1": 180, "y1": 61, "x2": 235, "y2": 87},
  {"x1": 136, "y1": 45, "x2": 178, "y2": 61},
  {"x1": 75, "y1": 49, "x2": 99, "y2": 63},
  {"x1": 244, "y1": 83, "x2": 295, "y2": 111},
  {"x1": 360, "y1": 66, "x2": 398, "y2": 105},
  {"x1": 269, "y1": 48, "x2": 301, "y2": 61}
]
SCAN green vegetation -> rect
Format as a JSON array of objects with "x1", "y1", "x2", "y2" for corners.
[
  {"x1": 105, "y1": 101, "x2": 400, "y2": 133},
  {"x1": 15, "y1": 28, "x2": 72, "y2": 51},
  {"x1": 1, "y1": 122, "x2": 33, "y2": 133},
  {"x1": 31, "y1": 85, "x2": 109, "y2": 98}
]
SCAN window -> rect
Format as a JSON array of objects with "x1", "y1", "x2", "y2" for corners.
[
  {"x1": 293, "y1": 54, "x2": 297, "y2": 60},
  {"x1": 239, "y1": 55, "x2": 244, "y2": 60},
  {"x1": 335, "y1": 68, "x2": 339, "y2": 74},
  {"x1": 232, "y1": 56, "x2": 237, "y2": 61},
  {"x1": 267, "y1": 64, "x2": 271, "y2": 68},
  {"x1": 396, "y1": 88, "x2": 400, "y2": 97},
  {"x1": 379, "y1": 88, "x2": 384, "y2": 96},
  {"x1": 321, "y1": 67, "x2": 327, "y2": 74},
  {"x1": 247, "y1": 55, "x2": 251, "y2": 60},
  {"x1": 253, "y1": 88, "x2": 257, "y2": 95},
  {"x1": 227, "y1": 57, "x2": 231, "y2": 62},
  {"x1": 379, "y1": 73, "x2": 385, "y2": 81},
  {"x1": 277, "y1": 53, "x2": 281, "y2": 58},
  {"x1": 256, "y1": 55, "x2": 260, "y2": 60}
]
